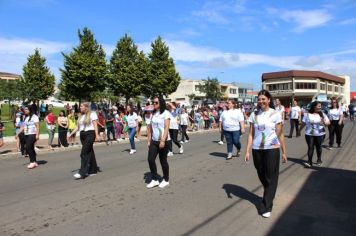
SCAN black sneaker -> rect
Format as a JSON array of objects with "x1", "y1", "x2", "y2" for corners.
[{"x1": 337, "y1": 144, "x2": 341, "y2": 148}]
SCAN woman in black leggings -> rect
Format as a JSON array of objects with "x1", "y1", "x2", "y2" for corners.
[
  {"x1": 328, "y1": 98, "x2": 344, "y2": 149},
  {"x1": 146, "y1": 96, "x2": 171, "y2": 189},
  {"x1": 300, "y1": 101, "x2": 330, "y2": 167}
]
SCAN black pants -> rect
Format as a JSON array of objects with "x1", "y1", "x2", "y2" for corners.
[
  {"x1": 204, "y1": 120, "x2": 210, "y2": 129},
  {"x1": 25, "y1": 134, "x2": 37, "y2": 163},
  {"x1": 252, "y1": 148, "x2": 280, "y2": 213},
  {"x1": 58, "y1": 126, "x2": 69, "y2": 147},
  {"x1": 328, "y1": 120, "x2": 342, "y2": 147},
  {"x1": 305, "y1": 135, "x2": 324, "y2": 164},
  {"x1": 180, "y1": 125, "x2": 189, "y2": 142},
  {"x1": 106, "y1": 126, "x2": 115, "y2": 141},
  {"x1": 289, "y1": 119, "x2": 300, "y2": 137},
  {"x1": 79, "y1": 131, "x2": 98, "y2": 176},
  {"x1": 220, "y1": 131, "x2": 225, "y2": 142},
  {"x1": 168, "y1": 129, "x2": 181, "y2": 152},
  {"x1": 148, "y1": 141, "x2": 169, "y2": 181},
  {"x1": 19, "y1": 133, "x2": 27, "y2": 155}
]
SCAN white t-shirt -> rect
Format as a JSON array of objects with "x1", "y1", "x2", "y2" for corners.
[
  {"x1": 302, "y1": 112, "x2": 329, "y2": 136},
  {"x1": 127, "y1": 113, "x2": 138, "y2": 128},
  {"x1": 219, "y1": 109, "x2": 244, "y2": 131},
  {"x1": 275, "y1": 105, "x2": 285, "y2": 123},
  {"x1": 23, "y1": 115, "x2": 39, "y2": 135},
  {"x1": 169, "y1": 110, "x2": 179, "y2": 130},
  {"x1": 79, "y1": 112, "x2": 98, "y2": 132},
  {"x1": 290, "y1": 106, "x2": 301, "y2": 119},
  {"x1": 249, "y1": 109, "x2": 282, "y2": 150},
  {"x1": 180, "y1": 113, "x2": 189, "y2": 126},
  {"x1": 145, "y1": 113, "x2": 152, "y2": 125},
  {"x1": 151, "y1": 110, "x2": 171, "y2": 141},
  {"x1": 328, "y1": 108, "x2": 343, "y2": 121}
]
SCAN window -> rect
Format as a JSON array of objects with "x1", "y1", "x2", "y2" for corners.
[
  {"x1": 295, "y1": 83, "x2": 316, "y2": 90},
  {"x1": 340, "y1": 87, "x2": 344, "y2": 93},
  {"x1": 195, "y1": 85, "x2": 200, "y2": 91},
  {"x1": 328, "y1": 85, "x2": 333, "y2": 92},
  {"x1": 320, "y1": 83, "x2": 326, "y2": 90},
  {"x1": 335, "y1": 86, "x2": 338, "y2": 92},
  {"x1": 267, "y1": 83, "x2": 292, "y2": 91},
  {"x1": 176, "y1": 98, "x2": 185, "y2": 101},
  {"x1": 229, "y1": 88, "x2": 237, "y2": 94}
]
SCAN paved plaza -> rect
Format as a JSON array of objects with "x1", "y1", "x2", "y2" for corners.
[{"x1": 0, "y1": 122, "x2": 356, "y2": 236}]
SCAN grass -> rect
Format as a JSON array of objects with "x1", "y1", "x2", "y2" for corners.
[{"x1": 0, "y1": 104, "x2": 64, "y2": 137}]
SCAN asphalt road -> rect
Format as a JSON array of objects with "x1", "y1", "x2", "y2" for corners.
[{"x1": 0, "y1": 122, "x2": 355, "y2": 236}]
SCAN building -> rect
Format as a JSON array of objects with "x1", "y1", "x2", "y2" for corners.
[
  {"x1": 262, "y1": 70, "x2": 350, "y2": 106},
  {"x1": 167, "y1": 79, "x2": 254, "y2": 105},
  {"x1": 0, "y1": 72, "x2": 21, "y2": 81}
]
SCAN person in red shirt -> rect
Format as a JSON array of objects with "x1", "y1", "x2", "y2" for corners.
[
  {"x1": 97, "y1": 110, "x2": 106, "y2": 143},
  {"x1": 45, "y1": 110, "x2": 56, "y2": 149}
]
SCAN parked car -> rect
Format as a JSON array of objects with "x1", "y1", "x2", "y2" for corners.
[{"x1": 48, "y1": 99, "x2": 65, "y2": 108}]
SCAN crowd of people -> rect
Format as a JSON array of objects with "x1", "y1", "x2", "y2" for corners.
[{"x1": 0, "y1": 90, "x2": 354, "y2": 219}]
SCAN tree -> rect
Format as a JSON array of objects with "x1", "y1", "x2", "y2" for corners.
[
  {"x1": 145, "y1": 36, "x2": 180, "y2": 97},
  {"x1": 20, "y1": 48, "x2": 55, "y2": 102},
  {"x1": 187, "y1": 93, "x2": 196, "y2": 103},
  {"x1": 198, "y1": 77, "x2": 223, "y2": 103},
  {"x1": 60, "y1": 27, "x2": 108, "y2": 102},
  {"x1": 109, "y1": 34, "x2": 146, "y2": 105}
]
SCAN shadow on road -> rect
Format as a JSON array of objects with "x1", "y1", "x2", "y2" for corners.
[
  {"x1": 37, "y1": 160, "x2": 47, "y2": 165},
  {"x1": 267, "y1": 166, "x2": 356, "y2": 236},
  {"x1": 0, "y1": 150, "x2": 12, "y2": 154},
  {"x1": 209, "y1": 152, "x2": 226, "y2": 158},
  {"x1": 222, "y1": 184, "x2": 261, "y2": 214}
]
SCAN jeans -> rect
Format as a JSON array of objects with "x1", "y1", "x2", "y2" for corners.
[
  {"x1": 305, "y1": 135, "x2": 324, "y2": 164},
  {"x1": 148, "y1": 141, "x2": 169, "y2": 181},
  {"x1": 180, "y1": 125, "x2": 189, "y2": 142},
  {"x1": 168, "y1": 129, "x2": 181, "y2": 152},
  {"x1": 47, "y1": 128, "x2": 55, "y2": 146},
  {"x1": 25, "y1": 134, "x2": 37, "y2": 163},
  {"x1": 79, "y1": 131, "x2": 98, "y2": 176},
  {"x1": 128, "y1": 127, "x2": 136, "y2": 150},
  {"x1": 224, "y1": 130, "x2": 241, "y2": 153},
  {"x1": 252, "y1": 148, "x2": 280, "y2": 213}
]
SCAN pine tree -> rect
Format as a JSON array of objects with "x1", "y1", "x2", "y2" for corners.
[
  {"x1": 60, "y1": 27, "x2": 108, "y2": 102},
  {"x1": 146, "y1": 36, "x2": 180, "y2": 98},
  {"x1": 109, "y1": 34, "x2": 146, "y2": 105},
  {"x1": 21, "y1": 48, "x2": 55, "y2": 102}
]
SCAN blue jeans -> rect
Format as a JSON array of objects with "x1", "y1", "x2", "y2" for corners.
[
  {"x1": 224, "y1": 130, "x2": 241, "y2": 153},
  {"x1": 128, "y1": 127, "x2": 136, "y2": 150}
]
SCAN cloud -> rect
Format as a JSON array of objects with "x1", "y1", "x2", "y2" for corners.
[
  {"x1": 267, "y1": 8, "x2": 333, "y2": 33},
  {"x1": 339, "y1": 18, "x2": 356, "y2": 25}
]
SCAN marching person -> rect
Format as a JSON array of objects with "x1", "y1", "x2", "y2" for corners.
[
  {"x1": 219, "y1": 100, "x2": 245, "y2": 160},
  {"x1": 275, "y1": 98, "x2": 285, "y2": 124},
  {"x1": 16, "y1": 106, "x2": 40, "y2": 169},
  {"x1": 300, "y1": 101, "x2": 330, "y2": 167},
  {"x1": 146, "y1": 96, "x2": 171, "y2": 189},
  {"x1": 167, "y1": 102, "x2": 183, "y2": 156},
  {"x1": 180, "y1": 108, "x2": 190, "y2": 143},
  {"x1": 57, "y1": 110, "x2": 69, "y2": 148},
  {"x1": 126, "y1": 105, "x2": 138, "y2": 155},
  {"x1": 288, "y1": 99, "x2": 301, "y2": 138},
  {"x1": 68, "y1": 102, "x2": 101, "y2": 179},
  {"x1": 244, "y1": 90, "x2": 287, "y2": 218},
  {"x1": 328, "y1": 98, "x2": 344, "y2": 149}
]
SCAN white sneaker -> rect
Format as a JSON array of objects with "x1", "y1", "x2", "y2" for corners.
[
  {"x1": 167, "y1": 152, "x2": 174, "y2": 157},
  {"x1": 146, "y1": 180, "x2": 159, "y2": 189},
  {"x1": 218, "y1": 141, "x2": 224, "y2": 145},
  {"x1": 73, "y1": 173, "x2": 82, "y2": 179},
  {"x1": 262, "y1": 212, "x2": 271, "y2": 218},
  {"x1": 159, "y1": 180, "x2": 170, "y2": 188},
  {"x1": 180, "y1": 141, "x2": 184, "y2": 144},
  {"x1": 179, "y1": 146, "x2": 184, "y2": 154},
  {"x1": 129, "y1": 149, "x2": 137, "y2": 155},
  {"x1": 185, "y1": 140, "x2": 189, "y2": 143},
  {"x1": 226, "y1": 153, "x2": 233, "y2": 160}
]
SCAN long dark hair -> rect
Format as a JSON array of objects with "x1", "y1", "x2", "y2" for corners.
[
  {"x1": 154, "y1": 96, "x2": 167, "y2": 114},
  {"x1": 331, "y1": 97, "x2": 339, "y2": 109},
  {"x1": 309, "y1": 101, "x2": 323, "y2": 117},
  {"x1": 25, "y1": 105, "x2": 34, "y2": 120},
  {"x1": 255, "y1": 89, "x2": 275, "y2": 114}
]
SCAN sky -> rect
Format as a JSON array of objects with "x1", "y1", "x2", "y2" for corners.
[{"x1": 0, "y1": 0, "x2": 356, "y2": 90}]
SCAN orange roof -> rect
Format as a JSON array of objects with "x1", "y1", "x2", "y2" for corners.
[{"x1": 262, "y1": 70, "x2": 345, "y2": 84}]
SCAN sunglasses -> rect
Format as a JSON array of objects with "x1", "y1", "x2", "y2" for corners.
[{"x1": 153, "y1": 101, "x2": 159, "y2": 105}]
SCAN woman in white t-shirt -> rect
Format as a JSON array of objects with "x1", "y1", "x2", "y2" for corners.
[
  {"x1": 300, "y1": 101, "x2": 330, "y2": 167},
  {"x1": 328, "y1": 98, "x2": 344, "y2": 148},
  {"x1": 126, "y1": 105, "x2": 138, "y2": 155},
  {"x1": 244, "y1": 90, "x2": 287, "y2": 218},
  {"x1": 167, "y1": 102, "x2": 183, "y2": 157},
  {"x1": 288, "y1": 99, "x2": 301, "y2": 138},
  {"x1": 219, "y1": 100, "x2": 245, "y2": 160},
  {"x1": 179, "y1": 108, "x2": 190, "y2": 143},
  {"x1": 16, "y1": 106, "x2": 40, "y2": 169},
  {"x1": 69, "y1": 102, "x2": 101, "y2": 179},
  {"x1": 274, "y1": 98, "x2": 285, "y2": 123},
  {"x1": 146, "y1": 97, "x2": 171, "y2": 189}
]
